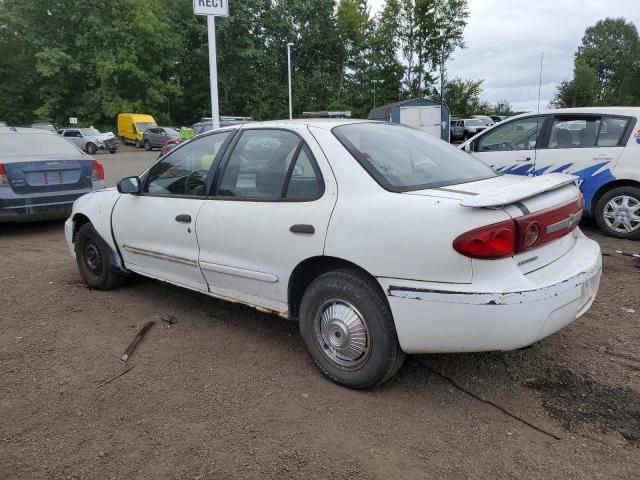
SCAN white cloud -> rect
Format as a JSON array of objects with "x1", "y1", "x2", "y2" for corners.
[{"x1": 369, "y1": 0, "x2": 640, "y2": 111}]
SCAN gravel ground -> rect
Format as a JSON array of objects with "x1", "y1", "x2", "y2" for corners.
[{"x1": 1, "y1": 148, "x2": 639, "y2": 479}]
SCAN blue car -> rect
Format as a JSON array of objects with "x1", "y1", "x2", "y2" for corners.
[{"x1": 0, "y1": 127, "x2": 105, "y2": 222}]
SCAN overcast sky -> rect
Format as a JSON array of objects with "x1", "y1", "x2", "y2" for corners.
[{"x1": 370, "y1": 0, "x2": 640, "y2": 111}]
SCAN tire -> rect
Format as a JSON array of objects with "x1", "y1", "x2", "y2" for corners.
[
  {"x1": 75, "y1": 223, "x2": 126, "y2": 290},
  {"x1": 594, "y1": 186, "x2": 640, "y2": 240},
  {"x1": 135, "y1": 139, "x2": 141, "y2": 148},
  {"x1": 86, "y1": 142, "x2": 97, "y2": 154},
  {"x1": 298, "y1": 269, "x2": 405, "y2": 389},
  {"x1": 109, "y1": 150, "x2": 116, "y2": 154},
  {"x1": 143, "y1": 140, "x2": 151, "y2": 151}
]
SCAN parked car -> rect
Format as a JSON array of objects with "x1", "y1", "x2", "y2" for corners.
[
  {"x1": 472, "y1": 115, "x2": 495, "y2": 127},
  {"x1": 65, "y1": 120, "x2": 601, "y2": 389},
  {"x1": 0, "y1": 127, "x2": 105, "y2": 222},
  {"x1": 458, "y1": 118, "x2": 489, "y2": 140},
  {"x1": 142, "y1": 127, "x2": 179, "y2": 151},
  {"x1": 192, "y1": 116, "x2": 253, "y2": 135},
  {"x1": 459, "y1": 107, "x2": 640, "y2": 239},
  {"x1": 58, "y1": 128, "x2": 118, "y2": 154},
  {"x1": 29, "y1": 122, "x2": 57, "y2": 132},
  {"x1": 450, "y1": 120, "x2": 465, "y2": 142},
  {"x1": 117, "y1": 113, "x2": 157, "y2": 148}
]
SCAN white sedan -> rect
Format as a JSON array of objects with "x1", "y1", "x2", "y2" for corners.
[{"x1": 65, "y1": 120, "x2": 602, "y2": 389}]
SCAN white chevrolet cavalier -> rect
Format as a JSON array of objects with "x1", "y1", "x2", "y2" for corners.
[{"x1": 65, "y1": 120, "x2": 602, "y2": 389}]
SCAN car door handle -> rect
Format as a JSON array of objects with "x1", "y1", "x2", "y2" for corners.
[
  {"x1": 290, "y1": 224, "x2": 315, "y2": 234},
  {"x1": 515, "y1": 156, "x2": 531, "y2": 162},
  {"x1": 175, "y1": 214, "x2": 192, "y2": 223}
]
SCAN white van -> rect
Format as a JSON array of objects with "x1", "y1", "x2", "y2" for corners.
[{"x1": 460, "y1": 107, "x2": 640, "y2": 239}]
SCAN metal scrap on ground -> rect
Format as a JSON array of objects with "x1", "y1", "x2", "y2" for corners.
[{"x1": 119, "y1": 321, "x2": 155, "y2": 362}]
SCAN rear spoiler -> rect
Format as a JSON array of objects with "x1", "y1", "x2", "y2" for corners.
[{"x1": 460, "y1": 173, "x2": 579, "y2": 208}]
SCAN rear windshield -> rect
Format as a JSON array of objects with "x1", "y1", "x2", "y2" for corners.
[
  {"x1": 333, "y1": 123, "x2": 496, "y2": 192},
  {"x1": 0, "y1": 133, "x2": 83, "y2": 157}
]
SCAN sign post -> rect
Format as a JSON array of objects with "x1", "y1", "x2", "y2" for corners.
[{"x1": 193, "y1": 1, "x2": 229, "y2": 130}]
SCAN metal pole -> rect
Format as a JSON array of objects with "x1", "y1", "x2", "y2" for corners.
[
  {"x1": 207, "y1": 16, "x2": 220, "y2": 130},
  {"x1": 287, "y1": 43, "x2": 294, "y2": 120},
  {"x1": 373, "y1": 80, "x2": 377, "y2": 109}
]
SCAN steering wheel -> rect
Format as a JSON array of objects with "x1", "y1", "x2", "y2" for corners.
[{"x1": 185, "y1": 169, "x2": 208, "y2": 195}]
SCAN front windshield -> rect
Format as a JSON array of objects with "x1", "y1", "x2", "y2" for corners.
[
  {"x1": 333, "y1": 123, "x2": 496, "y2": 191},
  {"x1": 80, "y1": 128, "x2": 100, "y2": 136},
  {"x1": 164, "y1": 128, "x2": 179, "y2": 137},
  {"x1": 135, "y1": 122, "x2": 156, "y2": 132},
  {"x1": 465, "y1": 119, "x2": 483, "y2": 126}
]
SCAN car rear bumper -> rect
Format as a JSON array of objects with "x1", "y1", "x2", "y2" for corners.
[
  {"x1": 379, "y1": 233, "x2": 602, "y2": 353},
  {"x1": 0, "y1": 188, "x2": 98, "y2": 222}
]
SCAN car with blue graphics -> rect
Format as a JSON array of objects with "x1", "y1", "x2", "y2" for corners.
[{"x1": 460, "y1": 107, "x2": 640, "y2": 239}]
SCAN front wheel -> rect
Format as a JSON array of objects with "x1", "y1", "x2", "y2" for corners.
[
  {"x1": 135, "y1": 139, "x2": 141, "y2": 148},
  {"x1": 143, "y1": 140, "x2": 151, "y2": 151},
  {"x1": 75, "y1": 223, "x2": 126, "y2": 290},
  {"x1": 595, "y1": 186, "x2": 640, "y2": 239},
  {"x1": 109, "y1": 150, "x2": 116, "y2": 154},
  {"x1": 298, "y1": 269, "x2": 405, "y2": 389}
]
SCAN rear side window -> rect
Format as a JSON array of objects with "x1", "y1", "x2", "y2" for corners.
[
  {"x1": 217, "y1": 129, "x2": 323, "y2": 201},
  {"x1": 598, "y1": 117, "x2": 630, "y2": 147},
  {"x1": 334, "y1": 123, "x2": 495, "y2": 192},
  {"x1": 0, "y1": 133, "x2": 82, "y2": 156}
]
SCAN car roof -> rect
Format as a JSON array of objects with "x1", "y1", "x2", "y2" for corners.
[
  {"x1": 0, "y1": 126, "x2": 57, "y2": 135},
  {"x1": 512, "y1": 106, "x2": 640, "y2": 119},
  {"x1": 236, "y1": 118, "x2": 374, "y2": 130}
]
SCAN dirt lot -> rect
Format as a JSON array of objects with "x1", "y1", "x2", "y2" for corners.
[{"x1": 1, "y1": 149, "x2": 639, "y2": 479}]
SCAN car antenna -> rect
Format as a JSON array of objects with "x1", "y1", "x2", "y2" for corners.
[{"x1": 533, "y1": 52, "x2": 544, "y2": 176}]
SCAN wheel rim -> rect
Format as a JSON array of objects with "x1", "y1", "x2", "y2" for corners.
[
  {"x1": 314, "y1": 300, "x2": 370, "y2": 370},
  {"x1": 603, "y1": 195, "x2": 640, "y2": 233},
  {"x1": 84, "y1": 238, "x2": 103, "y2": 276}
]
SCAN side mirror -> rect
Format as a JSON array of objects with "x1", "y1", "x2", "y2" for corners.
[{"x1": 117, "y1": 176, "x2": 141, "y2": 194}]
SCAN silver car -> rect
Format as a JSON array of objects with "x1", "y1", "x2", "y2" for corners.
[{"x1": 58, "y1": 128, "x2": 118, "y2": 154}]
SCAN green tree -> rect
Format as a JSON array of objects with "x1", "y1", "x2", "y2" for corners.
[
  {"x1": 552, "y1": 58, "x2": 598, "y2": 108},
  {"x1": 443, "y1": 77, "x2": 483, "y2": 117},
  {"x1": 576, "y1": 17, "x2": 639, "y2": 104}
]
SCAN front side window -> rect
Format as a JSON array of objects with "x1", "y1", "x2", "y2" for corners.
[
  {"x1": 218, "y1": 129, "x2": 302, "y2": 199},
  {"x1": 145, "y1": 131, "x2": 231, "y2": 196},
  {"x1": 334, "y1": 123, "x2": 495, "y2": 192},
  {"x1": 477, "y1": 116, "x2": 544, "y2": 152}
]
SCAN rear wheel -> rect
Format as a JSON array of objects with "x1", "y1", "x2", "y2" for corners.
[
  {"x1": 144, "y1": 140, "x2": 151, "y2": 151},
  {"x1": 86, "y1": 142, "x2": 97, "y2": 154},
  {"x1": 595, "y1": 186, "x2": 640, "y2": 239},
  {"x1": 75, "y1": 223, "x2": 125, "y2": 290},
  {"x1": 298, "y1": 269, "x2": 405, "y2": 389}
]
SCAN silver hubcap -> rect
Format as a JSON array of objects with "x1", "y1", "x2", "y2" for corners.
[
  {"x1": 603, "y1": 195, "x2": 640, "y2": 233},
  {"x1": 314, "y1": 300, "x2": 370, "y2": 369}
]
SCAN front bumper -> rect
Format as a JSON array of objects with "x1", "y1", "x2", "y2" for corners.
[{"x1": 379, "y1": 234, "x2": 602, "y2": 353}]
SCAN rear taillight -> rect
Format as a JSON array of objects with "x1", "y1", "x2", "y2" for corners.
[
  {"x1": 515, "y1": 196, "x2": 583, "y2": 251},
  {"x1": 453, "y1": 220, "x2": 517, "y2": 259},
  {"x1": 91, "y1": 159, "x2": 104, "y2": 181},
  {"x1": 454, "y1": 196, "x2": 584, "y2": 260},
  {"x1": 0, "y1": 163, "x2": 8, "y2": 186}
]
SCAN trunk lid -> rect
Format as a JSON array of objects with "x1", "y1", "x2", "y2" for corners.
[
  {"x1": 3, "y1": 157, "x2": 93, "y2": 194},
  {"x1": 406, "y1": 173, "x2": 583, "y2": 272}
]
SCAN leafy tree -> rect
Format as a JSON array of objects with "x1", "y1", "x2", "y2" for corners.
[
  {"x1": 553, "y1": 17, "x2": 640, "y2": 108},
  {"x1": 443, "y1": 77, "x2": 482, "y2": 118}
]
